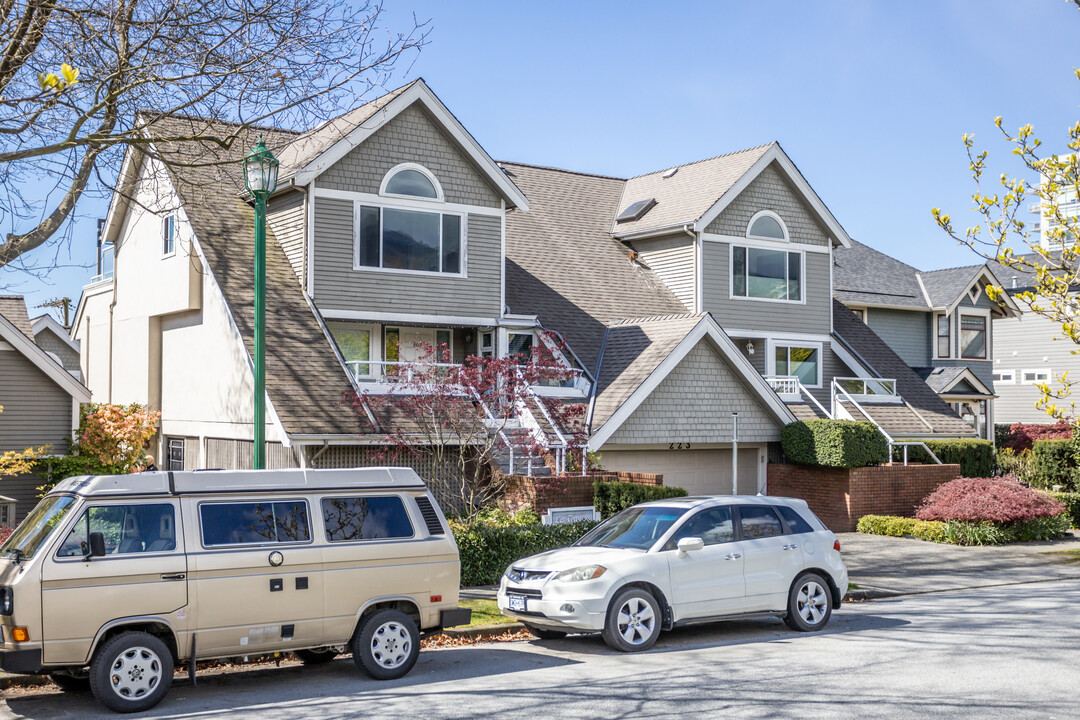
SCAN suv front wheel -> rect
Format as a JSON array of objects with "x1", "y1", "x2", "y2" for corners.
[{"x1": 601, "y1": 587, "x2": 661, "y2": 652}]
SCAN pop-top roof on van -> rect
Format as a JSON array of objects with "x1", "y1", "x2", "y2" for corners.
[{"x1": 48, "y1": 467, "x2": 427, "y2": 498}]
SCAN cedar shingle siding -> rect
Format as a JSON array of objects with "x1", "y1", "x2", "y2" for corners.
[{"x1": 705, "y1": 164, "x2": 830, "y2": 246}]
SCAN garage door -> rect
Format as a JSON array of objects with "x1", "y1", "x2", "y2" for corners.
[{"x1": 599, "y1": 448, "x2": 762, "y2": 496}]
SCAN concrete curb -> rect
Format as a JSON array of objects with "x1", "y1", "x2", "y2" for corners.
[{"x1": 440, "y1": 622, "x2": 522, "y2": 638}]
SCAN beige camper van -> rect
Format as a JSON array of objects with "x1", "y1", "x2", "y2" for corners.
[{"x1": 0, "y1": 467, "x2": 470, "y2": 713}]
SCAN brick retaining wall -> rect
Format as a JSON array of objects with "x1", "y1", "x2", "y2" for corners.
[
  {"x1": 767, "y1": 463, "x2": 961, "y2": 532},
  {"x1": 501, "y1": 471, "x2": 663, "y2": 514}
]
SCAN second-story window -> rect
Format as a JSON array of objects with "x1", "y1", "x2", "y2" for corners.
[
  {"x1": 732, "y1": 246, "x2": 802, "y2": 302},
  {"x1": 935, "y1": 313, "x2": 951, "y2": 359},
  {"x1": 960, "y1": 314, "x2": 987, "y2": 359},
  {"x1": 162, "y1": 215, "x2": 176, "y2": 256},
  {"x1": 356, "y1": 206, "x2": 462, "y2": 275}
]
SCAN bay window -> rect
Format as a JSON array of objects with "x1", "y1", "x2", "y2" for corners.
[{"x1": 732, "y1": 246, "x2": 802, "y2": 301}]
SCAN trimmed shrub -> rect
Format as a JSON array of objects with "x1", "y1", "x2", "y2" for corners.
[
  {"x1": 452, "y1": 514, "x2": 598, "y2": 587},
  {"x1": 999, "y1": 421, "x2": 1074, "y2": 453},
  {"x1": 995, "y1": 447, "x2": 1034, "y2": 484},
  {"x1": 1046, "y1": 491, "x2": 1080, "y2": 528},
  {"x1": 856, "y1": 515, "x2": 947, "y2": 543},
  {"x1": 1030, "y1": 438, "x2": 1080, "y2": 490},
  {"x1": 593, "y1": 481, "x2": 688, "y2": 518},
  {"x1": 780, "y1": 419, "x2": 888, "y2": 468},
  {"x1": 904, "y1": 440, "x2": 994, "y2": 478},
  {"x1": 916, "y1": 475, "x2": 1065, "y2": 524}
]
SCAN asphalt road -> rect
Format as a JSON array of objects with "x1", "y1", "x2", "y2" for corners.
[{"x1": 5, "y1": 579, "x2": 1079, "y2": 720}]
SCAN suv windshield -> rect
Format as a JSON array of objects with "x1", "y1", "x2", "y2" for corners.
[
  {"x1": 575, "y1": 506, "x2": 688, "y2": 551},
  {"x1": 0, "y1": 495, "x2": 78, "y2": 561}
]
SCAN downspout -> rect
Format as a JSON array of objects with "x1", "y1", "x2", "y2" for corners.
[{"x1": 309, "y1": 441, "x2": 331, "y2": 468}]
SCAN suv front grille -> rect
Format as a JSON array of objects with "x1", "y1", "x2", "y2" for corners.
[{"x1": 505, "y1": 587, "x2": 543, "y2": 599}]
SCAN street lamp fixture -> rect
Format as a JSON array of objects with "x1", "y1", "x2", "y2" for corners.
[{"x1": 243, "y1": 135, "x2": 279, "y2": 470}]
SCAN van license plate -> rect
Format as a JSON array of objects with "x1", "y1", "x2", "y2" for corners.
[{"x1": 508, "y1": 594, "x2": 527, "y2": 612}]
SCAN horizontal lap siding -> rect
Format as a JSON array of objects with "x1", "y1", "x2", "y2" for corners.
[
  {"x1": 0, "y1": 349, "x2": 71, "y2": 451},
  {"x1": 630, "y1": 234, "x2": 695, "y2": 310},
  {"x1": 268, "y1": 190, "x2": 306, "y2": 284},
  {"x1": 866, "y1": 307, "x2": 931, "y2": 368},
  {"x1": 702, "y1": 243, "x2": 831, "y2": 335},
  {"x1": 992, "y1": 303, "x2": 1075, "y2": 423},
  {"x1": 312, "y1": 199, "x2": 501, "y2": 316}
]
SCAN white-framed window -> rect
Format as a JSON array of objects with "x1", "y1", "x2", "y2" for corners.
[
  {"x1": 162, "y1": 215, "x2": 176, "y2": 256},
  {"x1": 934, "y1": 312, "x2": 952, "y2": 359},
  {"x1": 959, "y1": 313, "x2": 988, "y2": 360},
  {"x1": 329, "y1": 322, "x2": 379, "y2": 378},
  {"x1": 850, "y1": 307, "x2": 866, "y2": 323},
  {"x1": 1022, "y1": 368, "x2": 1050, "y2": 384},
  {"x1": 767, "y1": 341, "x2": 822, "y2": 388},
  {"x1": 992, "y1": 369, "x2": 1016, "y2": 384},
  {"x1": 731, "y1": 245, "x2": 803, "y2": 302},
  {"x1": 384, "y1": 327, "x2": 452, "y2": 364},
  {"x1": 746, "y1": 210, "x2": 789, "y2": 241},
  {"x1": 379, "y1": 163, "x2": 444, "y2": 202},
  {"x1": 506, "y1": 331, "x2": 535, "y2": 359},
  {"x1": 479, "y1": 329, "x2": 495, "y2": 358},
  {"x1": 355, "y1": 204, "x2": 464, "y2": 275}
]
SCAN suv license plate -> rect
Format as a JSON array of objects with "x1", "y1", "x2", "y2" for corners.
[{"x1": 508, "y1": 594, "x2": 527, "y2": 612}]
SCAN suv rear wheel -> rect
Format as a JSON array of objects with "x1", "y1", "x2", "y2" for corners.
[
  {"x1": 352, "y1": 609, "x2": 420, "y2": 680},
  {"x1": 89, "y1": 631, "x2": 173, "y2": 713},
  {"x1": 784, "y1": 572, "x2": 833, "y2": 632}
]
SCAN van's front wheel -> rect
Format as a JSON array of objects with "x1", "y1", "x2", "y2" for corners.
[
  {"x1": 89, "y1": 631, "x2": 173, "y2": 713},
  {"x1": 352, "y1": 609, "x2": 420, "y2": 680}
]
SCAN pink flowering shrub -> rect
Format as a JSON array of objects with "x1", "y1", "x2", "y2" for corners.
[
  {"x1": 1000, "y1": 422, "x2": 1074, "y2": 453},
  {"x1": 0, "y1": 526, "x2": 11, "y2": 545},
  {"x1": 915, "y1": 475, "x2": 1066, "y2": 523}
]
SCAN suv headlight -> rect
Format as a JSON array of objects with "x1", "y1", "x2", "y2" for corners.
[
  {"x1": 554, "y1": 565, "x2": 606, "y2": 582},
  {"x1": 0, "y1": 587, "x2": 11, "y2": 616}
]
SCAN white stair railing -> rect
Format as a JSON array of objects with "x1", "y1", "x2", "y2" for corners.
[{"x1": 831, "y1": 380, "x2": 941, "y2": 466}]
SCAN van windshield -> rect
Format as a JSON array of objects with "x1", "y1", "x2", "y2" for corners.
[{"x1": 0, "y1": 495, "x2": 78, "y2": 561}]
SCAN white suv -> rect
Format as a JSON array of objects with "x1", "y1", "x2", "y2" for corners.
[{"x1": 497, "y1": 495, "x2": 847, "y2": 651}]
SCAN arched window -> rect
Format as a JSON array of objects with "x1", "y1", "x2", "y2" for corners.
[
  {"x1": 380, "y1": 163, "x2": 443, "y2": 200},
  {"x1": 746, "y1": 210, "x2": 788, "y2": 241}
]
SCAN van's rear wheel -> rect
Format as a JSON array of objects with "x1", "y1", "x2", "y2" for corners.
[
  {"x1": 89, "y1": 631, "x2": 173, "y2": 713},
  {"x1": 294, "y1": 648, "x2": 339, "y2": 665},
  {"x1": 352, "y1": 609, "x2": 420, "y2": 680},
  {"x1": 49, "y1": 671, "x2": 90, "y2": 693}
]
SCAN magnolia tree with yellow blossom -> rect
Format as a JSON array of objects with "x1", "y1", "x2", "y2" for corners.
[{"x1": 933, "y1": 0, "x2": 1080, "y2": 424}]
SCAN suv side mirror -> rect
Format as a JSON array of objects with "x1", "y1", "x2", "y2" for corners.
[
  {"x1": 86, "y1": 532, "x2": 107, "y2": 559},
  {"x1": 677, "y1": 537, "x2": 705, "y2": 556}
]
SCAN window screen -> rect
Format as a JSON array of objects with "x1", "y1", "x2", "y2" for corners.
[
  {"x1": 776, "y1": 506, "x2": 815, "y2": 534},
  {"x1": 200, "y1": 501, "x2": 310, "y2": 546},
  {"x1": 322, "y1": 496, "x2": 413, "y2": 542},
  {"x1": 738, "y1": 506, "x2": 784, "y2": 539}
]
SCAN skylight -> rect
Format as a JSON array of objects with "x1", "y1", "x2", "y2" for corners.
[{"x1": 616, "y1": 198, "x2": 657, "y2": 223}]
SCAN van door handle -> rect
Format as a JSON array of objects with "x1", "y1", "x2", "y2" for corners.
[
  {"x1": 724, "y1": 553, "x2": 742, "y2": 560},
  {"x1": 161, "y1": 573, "x2": 186, "y2": 581}
]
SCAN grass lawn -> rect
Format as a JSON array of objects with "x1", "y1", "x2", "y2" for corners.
[
  {"x1": 459, "y1": 598, "x2": 518, "y2": 627},
  {"x1": 1043, "y1": 548, "x2": 1080, "y2": 564}
]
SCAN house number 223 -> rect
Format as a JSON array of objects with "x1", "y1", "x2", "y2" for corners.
[{"x1": 668, "y1": 443, "x2": 691, "y2": 450}]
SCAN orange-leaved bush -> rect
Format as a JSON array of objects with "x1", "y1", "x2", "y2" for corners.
[{"x1": 915, "y1": 476, "x2": 1065, "y2": 524}]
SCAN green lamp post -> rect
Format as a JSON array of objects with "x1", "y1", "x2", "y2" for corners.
[{"x1": 242, "y1": 135, "x2": 279, "y2": 470}]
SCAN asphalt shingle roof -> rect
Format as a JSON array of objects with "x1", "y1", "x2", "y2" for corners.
[
  {"x1": 0, "y1": 296, "x2": 33, "y2": 340},
  {"x1": 832, "y1": 300, "x2": 976, "y2": 436},
  {"x1": 612, "y1": 144, "x2": 773, "y2": 236},
  {"x1": 917, "y1": 265, "x2": 984, "y2": 308}
]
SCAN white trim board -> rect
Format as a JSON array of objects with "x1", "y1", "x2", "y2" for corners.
[
  {"x1": 312, "y1": 187, "x2": 503, "y2": 218},
  {"x1": 319, "y1": 309, "x2": 502, "y2": 327},
  {"x1": 701, "y1": 232, "x2": 830, "y2": 254},
  {"x1": 588, "y1": 315, "x2": 796, "y2": 449},
  {"x1": 0, "y1": 314, "x2": 91, "y2": 402},
  {"x1": 293, "y1": 80, "x2": 530, "y2": 211}
]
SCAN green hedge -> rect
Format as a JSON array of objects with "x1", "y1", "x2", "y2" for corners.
[
  {"x1": 856, "y1": 515, "x2": 947, "y2": 543},
  {"x1": 593, "y1": 481, "x2": 688, "y2": 518},
  {"x1": 1031, "y1": 439, "x2": 1080, "y2": 491},
  {"x1": 858, "y1": 513, "x2": 1070, "y2": 546},
  {"x1": 903, "y1": 439, "x2": 994, "y2": 478},
  {"x1": 453, "y1": 520, "x2": 598, "y2": 587},
  {"x1": 1046, "y1": 491, "x2": 1080, "y2": 528},
  {"x1": 781, "y1": 419, "x2": 888, "y2": 468}
]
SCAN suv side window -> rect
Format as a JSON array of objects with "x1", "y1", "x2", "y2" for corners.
[
  {"x1": 664, "y1": 506, "x2": 735, "y2": 550},
  {"x1": 322, "y1": 496, "x2": 414, "y2": 542},
  {"x1": 737, "y1": 506, "x2": 784, "y2": 539},
  {"x1": 200, "y1": 501, "x2": 311, "y2": 547},
  {"x1": 57, "y1": 504, "x2": 177, "y2": 558},
  {"x1": 776, "y1": 505, "x2": 815, "y2": 534}
]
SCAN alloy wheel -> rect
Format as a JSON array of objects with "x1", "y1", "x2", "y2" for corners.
[
  {"x1": 616, "y1": 596, "x2": 656, "y2": 645},
  {"x1": 797, "y1": 580, "x2": 828, "y2": 625}
]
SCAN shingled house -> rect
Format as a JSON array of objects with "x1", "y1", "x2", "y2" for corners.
[{"x1": 73, "y1": 80, "x2": 978, "y2": 494}]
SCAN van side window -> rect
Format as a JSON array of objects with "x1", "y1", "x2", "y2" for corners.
[
  {"x1": 776, "y1": 505, "x2": 815, "y2": 534},
  {"x1": 57, "y1": 504, "x2": 177, "y2": 558},
  {"x1": 322, "y1": 496, "x2": 414, "y2": 542},
  {"x1": 200, "y1": 501, "x2": 311, "y2": 547}
]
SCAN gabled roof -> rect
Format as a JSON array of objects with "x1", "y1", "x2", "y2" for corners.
[
  {"x1": 915, "y1": 366, "x2": 994, "y2": 397},
  {"x1": 832, "y1": 300, "x2": 976, "y2": 437},
  {"x1": 0, "y1": 312, "x2": 90, "y2": 402},
  {"x1": 502, "y1": 161, "x2": 688, "y2": 371},
  {"x1": 31, "y1": 313, "x2": 80, "y2": 353},
  {"x1": 0, "y1": 296, "x2": 33, "y2": 340},
  {"x1": 612, "y1": 143, "x2": 853, "y2": 248},
  {"x1": 147, "y1": 115, "x2": 373, "y2": 437},
  {"x1": 285, "y1": 79, "x2": 529, "y2": 210},
  {"x1": 589, "y1": 313, "x2": 796, "y2": 448},
  {"x1": 917, "y1": 265, "x2": 984, "y2": 309}
]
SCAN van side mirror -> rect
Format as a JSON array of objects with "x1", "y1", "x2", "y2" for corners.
[
  {"x1": 677, "y1": 537, "x2": 705, "y2": 556},
  {"x1": 87, "y1": 532, "x2": 107, "y2": 559}
]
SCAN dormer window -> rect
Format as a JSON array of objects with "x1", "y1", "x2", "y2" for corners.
[
  {"x1": 380, "y1": 163, "x2": 443, "y2": 201},
  {"x1": 746, "y1": 210, "x2": 788, "y2": 241}
]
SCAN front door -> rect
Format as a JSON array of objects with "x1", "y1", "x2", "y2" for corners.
[
  {"x1": 665, "y1": 506, "x2": 746, "y2": 620},
  {"x1": 40, "y1": 500, "x2": 188, "y2": 665},
  {"x1": 736, "y1": 505, "x2": 805, "y2": 612},
  {"x1": 187, "y1": 498, "x2": 324, "y2": 655}
]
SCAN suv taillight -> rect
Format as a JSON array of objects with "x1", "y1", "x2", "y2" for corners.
[{"x1": 833, "y1": 539, "x2": 841, "y2": 552}]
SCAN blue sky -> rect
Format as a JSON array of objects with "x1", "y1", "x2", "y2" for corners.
[{"x1": 4, "y1": 0, "x2": 1079, "y2": 322}]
